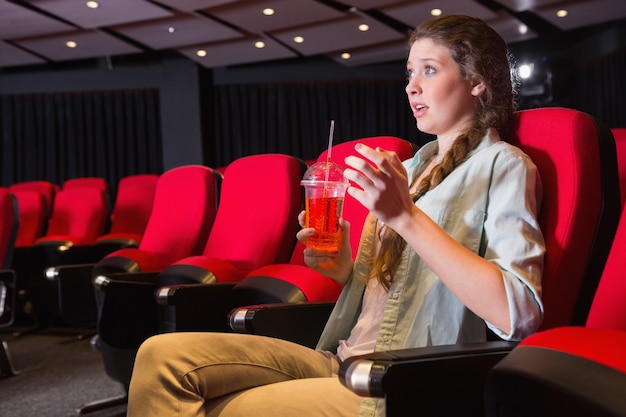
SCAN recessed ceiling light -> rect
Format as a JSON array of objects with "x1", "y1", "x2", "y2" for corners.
[
  {"x1": 86, "y1": 1, "x2": 99, "y2": 9},
  {"x1": 341, "y1": 53, "x2": 351, "y2": 60},
  {"x1": 293, "y1": 36, "x2": 304, "y2": 44},
  {"x1": 196, "y1": 49, "x2": 207, "y2": 57},
  {"x1": 167, "y1": 27, "x2": 175, "y2": 33},
  {"x1": 255, "y1": 41, "x2": 266, "y2": 49},
  {"x1": 519, "y1": 24, "x2": 528, "y2": 35},
  {"x1": 358, "y1": 24, "x2": 369, "y2": 32},
  {"x1": 263, "y1": 8, "x2": 275, "y2": 16},
  {"x1": 66, "y1": 40, "x2": 78, "y2": 48},
  {"x1": 431, "y1": 8, "x2": 443, "y2": 16},
  {"x1": 556, "y1": 9, "x2": 568, "y2": 18}
]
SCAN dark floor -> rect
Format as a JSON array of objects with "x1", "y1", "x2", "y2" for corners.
[{"x1": 0, "y1": 327, "x2": 127, "y2": 417}]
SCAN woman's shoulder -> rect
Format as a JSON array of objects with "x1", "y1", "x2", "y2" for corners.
[
  {"x1": 490, "y1": 140, "x2": 530, "y2": 157},
  {"x1": 482, "y1": 137, "x2": 535, "y2": 166},
  {"x1": 470, "y1": 135, "x2": 539, "y2": 178}
]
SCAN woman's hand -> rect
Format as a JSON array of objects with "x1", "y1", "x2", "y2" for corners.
[
  {"x1": 297, "y1": 211, "x2": 354, "y2": 286},
  {"x1": 343, "y1": 144, "x2": 416, "y2": 230}
]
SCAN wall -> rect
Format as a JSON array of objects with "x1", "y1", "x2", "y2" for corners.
[{"x1": 0, "y1": 52, "x2": 204, "y2": 171}]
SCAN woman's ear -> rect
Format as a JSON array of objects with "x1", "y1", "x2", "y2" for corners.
[{"x1": 471, "y1": 79, "x2": 486, "y2": 97}]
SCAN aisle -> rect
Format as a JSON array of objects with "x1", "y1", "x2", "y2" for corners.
[{"x1": 0, "y1": 330, "x2": 127, "y2": 417}]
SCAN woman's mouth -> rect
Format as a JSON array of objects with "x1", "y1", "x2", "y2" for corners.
[{"x1": 412, "y1": 103, "x2": 427, "y2": 117}]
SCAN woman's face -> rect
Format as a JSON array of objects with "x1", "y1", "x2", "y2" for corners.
[{"x1": 405, "y1": 38, "x2": 483, "y2": 140}]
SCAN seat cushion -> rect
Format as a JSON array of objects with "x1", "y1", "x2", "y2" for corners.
[{"x1": 520, "y1": 326, "x2": 626, "y2": 373}]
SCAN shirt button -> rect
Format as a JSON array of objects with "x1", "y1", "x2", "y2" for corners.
[{"x1": 391, "y1": 292, "x2": 399, "y2": 299}]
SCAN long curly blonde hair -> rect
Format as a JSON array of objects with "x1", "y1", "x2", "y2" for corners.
[{"x1": 370, "y1": 15, "x2": 518, "y2": 289}]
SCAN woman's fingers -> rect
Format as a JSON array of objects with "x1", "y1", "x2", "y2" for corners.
[
  {"x1": 344, "y1": 144, "x2": 405, "y2": 188},
  {"x1": 342, "y1": 143, "x2": 413, "y2": 224},
  {"x1": 297, "y1": 210, "x2": 307, "y2": 228},
  {"x1": 296, "y1": 227, "x2": 314, "y2": 242}
]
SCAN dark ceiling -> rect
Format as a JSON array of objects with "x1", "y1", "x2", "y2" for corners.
[{"x1": 1, "y1": 0, "x2": 625, "y2": 70}]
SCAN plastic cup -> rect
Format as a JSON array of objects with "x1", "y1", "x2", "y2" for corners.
[{"x1": 301, "y1": 161, "x2": 349, "y2": 253}]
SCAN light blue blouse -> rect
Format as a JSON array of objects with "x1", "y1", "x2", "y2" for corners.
[{"x1": 316, "y1": 129, "x2": 545, "y2": 417}]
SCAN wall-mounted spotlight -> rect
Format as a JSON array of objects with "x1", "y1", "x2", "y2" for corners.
[{"x1": 518, "y1": 63, "x2": 533, "y2": 79}]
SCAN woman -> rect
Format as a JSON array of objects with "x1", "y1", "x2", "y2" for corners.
[{"x1": 127, "y1": 14, "x2": 545, "y2": 417}]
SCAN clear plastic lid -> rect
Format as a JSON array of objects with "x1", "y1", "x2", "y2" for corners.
[{"x1": 301, "y1": 161, "x2": 348, "y2": 186}]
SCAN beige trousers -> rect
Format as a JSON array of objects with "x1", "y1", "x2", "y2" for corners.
[{"x1": 127, "y1": 332, "x2": 361, "y2": 417}]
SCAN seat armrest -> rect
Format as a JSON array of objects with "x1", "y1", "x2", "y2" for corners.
[
  {"x1": 229, "y1": 301, "x2": 335, "y2": 348},
  {"x1": 50, "y1": 263, "x2": 97, "y2": 327},
  {"x1": 96, "y1": 272, "x2": 160, "y2": 349},
  {"x1": 155, "y1": 283, "x2": 237, "y2": 333},
  {"x1": 0, "y1": 270, "x2": 16, "y2": 327},
  {"x1": 94, "y1": 271, "x2": 160, "y2": 286},
  {"x1": 339, "y1": 341, "x2": 517, "y2": 417},
  {"x1": 485, "y1": 344, "x2": 626, "y2": 417},
  {"x1": 45, "y1": 263, "x2": 95, "y2": 282},
  {"x1": 31, "y1": 243, "x2": 102, "y2": 267},
  {"x1": 10, "y1": 246, "x2": 37, "y2": 277}
]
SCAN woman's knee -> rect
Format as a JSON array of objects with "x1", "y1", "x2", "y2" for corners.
[
  {"x1": 204, "y1": 377, "x2": 361, "y2": 417},
  {"x1": 136, "y1": 334, "x2": 166, "y2": 362},
  {"x1": 135, "y1": 332, "x2": 186, "y2": 369}
]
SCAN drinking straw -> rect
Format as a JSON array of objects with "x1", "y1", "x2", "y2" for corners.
[{"x1": 324, "y1": 119, "x2": 335, "y2": 187}]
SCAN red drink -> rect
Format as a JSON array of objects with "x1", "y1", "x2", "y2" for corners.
[
  {"x1": 301, "y1": 161, "x2": 348, "y2": 252},
  {"x1": 305, "y1": 196, "x2": 344, "y2": 252}
]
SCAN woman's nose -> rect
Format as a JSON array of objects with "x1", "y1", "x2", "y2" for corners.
[{"x1": 405, "y1": 79, "x2": 420, "y2": 95}]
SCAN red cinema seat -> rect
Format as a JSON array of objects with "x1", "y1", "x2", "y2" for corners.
[
  {"x1": 35, "y1": 186, "x2": 109, "y2": 247},
  {"x1": 93, "y1": 166, "x2": 219, "y2": 275},
  {"x1": 9, "y1": 180, "x2": 56, "y2": 219},
  {"x1": 93, "y1": 174, "x2": 159, "y2": 251},
  {"x1": 485, "y1": 203, "x2": 626, "y2": 417},
  {"x1": 102, "y1": 153, "x2": 307, "y2": 340},
  {"x1": 11, "y1": 189, "x2": 47, "y2": 248},
  {"x1": 484, "y1": 126, "x2": 626, "y2": 417},
  {"x1": 47, "y1": 166, "x2": 219, "y2": 330},
  {"x1": 19, "y1": 186, "x2": 109, "y2": 327},
  {"x1": 83, "y1": 154, "x2": 305, "y2": 411}
]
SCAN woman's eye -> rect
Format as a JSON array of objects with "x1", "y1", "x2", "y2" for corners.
[
  {"x1": 405, "y1": 69, "x2": 414, "y2": 81},
  {"x1": 425, "y1": 65, "x2": 436, "y2": 75}
]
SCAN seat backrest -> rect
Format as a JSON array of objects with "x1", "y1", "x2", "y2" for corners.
[
  {"x1": 9, "y1": 180, "x2": 56, "y2": 218},
  {"x1": 611, "y1": 128, "x2": 626, "y2": 207},
  {"x1": 484, "y1": 132, "x2": 626, "y2": 416},
  {"x1": 584, "y1": 128, "x2": 626, "y2": 331},
  {"x1": 11, "y1": 189, "x2": 47, "y2": 247},
  {"x1": 584, "y1": 204, "x2": 626, "y2": 331},
  {"x1": 200, "y1": 154, "x2": 306, "y2": 272},
  {"x1": 0, "y1": 188, "x2": 18, "y2": 270},
  {"x1": 508, "y1": 108, "x2": 621, "y2": 330},
  {"x1": 106, "y1": 174, "x2": 159, "y2": 239},
  {"x1": 126, "y1": 165, "x2": 220, "y2": 267},
  {"x1": 36, "y1": 186, "x2": 109, "y2": 246},
  {"x1": 63, "y1": 177, "x2": 112, "y2": 214},
  {"x1": 62, "y1": 177, "x2": 109, "y2": 193}
]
